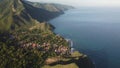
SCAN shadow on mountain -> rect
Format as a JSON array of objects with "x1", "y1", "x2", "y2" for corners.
[
  {"x1": 49, "y1": 57, "x2": 95, "y2": 68},
  {"x1": 22, "y1": 1, "x2": 64, "y2": 22},
  {"x1": 12, "y1": 10, "x2": 32, "y2": 27}
]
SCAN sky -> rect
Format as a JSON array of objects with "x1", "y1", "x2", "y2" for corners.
[{"x1": 28, "y1": 0, "x2": 120, "y2": 7}]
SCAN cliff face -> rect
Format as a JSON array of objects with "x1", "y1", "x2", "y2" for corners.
[{"x1": 0, "y1": 0, "x2": 73, "y2": 30}]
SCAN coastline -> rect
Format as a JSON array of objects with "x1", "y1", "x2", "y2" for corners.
[
  {"x1": 44, "y1": 31, "x2": 95, "y2": 68},
  {"x1": 47, "y1": 9, "x2": 95, "y2": 68}
]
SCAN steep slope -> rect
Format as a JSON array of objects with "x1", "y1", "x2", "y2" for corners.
[
  {"x1": 0, "y1": 0, "x2": 73, "y2": 30},
  {"x1": 0, "y1": 0, "x2": 34, "y2": 30}
]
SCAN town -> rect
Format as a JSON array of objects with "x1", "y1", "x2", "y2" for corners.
[{"x1": 10, "y1": 27, "x2": 73, "y2": 57}]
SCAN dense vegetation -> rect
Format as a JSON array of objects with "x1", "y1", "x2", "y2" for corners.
[
  {"x1": 0, "y1": 22, "x2": 69, "y2": 68},
  {"x1": 0, "y1": 42, "x2": 45, "y2": 68}
]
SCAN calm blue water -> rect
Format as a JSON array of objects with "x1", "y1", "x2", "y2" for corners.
[{"x1": 49, "y1": 7, "x2": 120, "y2": 68}]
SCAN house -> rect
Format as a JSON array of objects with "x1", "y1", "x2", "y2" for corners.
[{"x1": 32, "y1": 43, "x2": 37, "y2": 48}]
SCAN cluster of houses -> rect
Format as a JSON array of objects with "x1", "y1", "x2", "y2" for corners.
[
  {"x1": 12, "y1": 31, "x2": 73, "y2": 56},
  {"x1": 20, "y1": 42, "x2": 51, "y2": 50},
  {"x1": 54, "y1": 45, "x2": 70, "y2": 56},
  {"x1": 12, "y1": 37, "x2": 73, "y2": 56},
  {"x1": 19, "y1": 41, "x2": 71, "y2": 56}
]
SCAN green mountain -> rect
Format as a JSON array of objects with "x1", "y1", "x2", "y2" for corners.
[
  {"x1": 0, "y1": 0, "x2": 32, "y2": 30},
  {"x1": 0, "y1": 0, "x2": 73, "y2": 30}
]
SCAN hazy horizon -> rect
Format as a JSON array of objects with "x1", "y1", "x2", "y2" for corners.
[{"x1": 28, "y1": 0, "x2": 120, "y2": 7}]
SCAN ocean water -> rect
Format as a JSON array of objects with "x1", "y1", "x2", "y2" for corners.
[{"x1": 49, "y1": 7, "x2": 120, "y2": 68}]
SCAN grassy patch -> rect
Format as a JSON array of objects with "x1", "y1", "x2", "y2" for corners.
[{"x1": 42, "y1": 63, "x2": 78, "y2": 68}]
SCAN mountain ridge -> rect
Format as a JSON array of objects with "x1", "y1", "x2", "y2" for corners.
[{"x1": 0, "y1": 0, "x2": 73, "y2": 30}]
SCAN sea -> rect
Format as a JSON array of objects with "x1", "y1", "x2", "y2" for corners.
[{"x1": 49, "y1": 7, "x2": 120, "y2": 68}]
